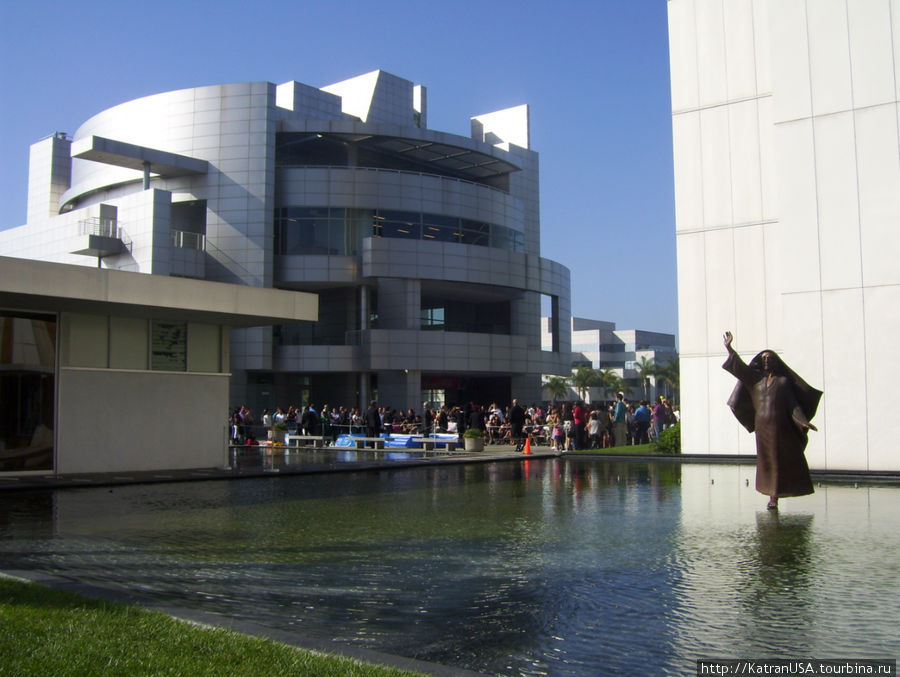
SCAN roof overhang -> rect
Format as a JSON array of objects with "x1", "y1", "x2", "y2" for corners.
[
  {"x1": 71, "y1": 135, "x2": 209, "y2": 177},
  {"x1": 277, "y1": 128, "x2": 520, "y2": 182},
  {"x1": 0, "y1": 257, "x2": 317, "y2": 327}
]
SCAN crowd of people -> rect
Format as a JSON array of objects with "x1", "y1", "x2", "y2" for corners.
[{"x1": 229, "y1": 395, "x2": 678, "y2": 450}]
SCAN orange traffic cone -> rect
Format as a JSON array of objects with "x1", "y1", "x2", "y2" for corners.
[{"x1": 523, "y1": 437, "x2": 532, "y2": 455}]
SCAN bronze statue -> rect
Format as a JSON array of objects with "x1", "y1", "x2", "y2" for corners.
[{"x1": 723, "y1": 332, "x2": 822, "y2": 509}]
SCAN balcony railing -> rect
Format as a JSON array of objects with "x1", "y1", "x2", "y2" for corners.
[
  {"x1": 76, "y1": 217, "x2": 132, "y2": 254},
  {"x1": 79, "y1": 217, "x2": 121, "y2": 239},
  {"x1": 171, "y1": 230, "x2": 206, "y2": 250}
]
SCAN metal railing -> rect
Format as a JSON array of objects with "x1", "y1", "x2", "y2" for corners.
[
  {"x1": 79, "y1": 217, "x2": 120, "y2": 238},
  {"x1": 78, "y1": 217, "x2": 133, "y2": 254},
  {"x1": 171, "y1": 230, "x2": 206, "y2": 250}
]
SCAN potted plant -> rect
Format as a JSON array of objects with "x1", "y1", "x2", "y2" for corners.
[
  {"x1": 463, "y1": 427, "x2": 485, "y2": 452},
  {"x1": 271, "y1": 421, "x2": 288, "y2": 445}
]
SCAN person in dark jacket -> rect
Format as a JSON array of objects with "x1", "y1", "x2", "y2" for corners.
[
  {"x1": 509, "y1": 399, "x2": 527, "y2": 451},
  {"x1": 365, "y1": 401, "x2": 381, "y2": 447}
]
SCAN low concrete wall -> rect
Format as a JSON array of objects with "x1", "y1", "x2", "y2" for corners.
[{"x1": 57, "y1": 368, "x2": 228, "y2": 474}]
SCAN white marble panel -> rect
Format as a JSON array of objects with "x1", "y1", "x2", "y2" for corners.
[
  {"x1": 728, "y1": 99, "x2": 763, "y2": 225},
  {"x1": 695, "y1": 0, "x2": 728, "y2": 106},
  {"x1": 709, "y1": 354, "x2": 742, "y2": 453},
  {"x1": 704, "y1": 228, "x2": 737, "y2": 350},
  {"x1": 768, "y1": 0, "x2": 811, "y2": 123},
  {"x1": 757, "y1": 96, "x2": 778, "y2": 221},
  {"x1": 855, "y1": 104, "x2": 900, "y2": 287},
  {"x1": 864, "y1": 285, "x2": 900, "y2": 471},
  {"x1": 733, "y1": 225, "x2": 768, "y2": 347},
  {"x1": 700, "y1": 106, "x2": 733, "y2": 228},
  {"x1": 762, "y1": 221, "x2": 783, "y2": 349},
  {"x1": 679, "y1": 356, "x2": 710, "y2": 453},
  {"x1": 847, "y1": 0, "x2": 896, "y2": 108},
  {"x1": 813, "y1": 112, "x2": 861, "y2": 290},
  {"x1": 895, "y1": 2, "x2": 900, "y2": 97},
  {"x1": 724, "y1": 0, "x2": 758, "y2": 100},
  {"x1": 806, "y1": 0, "x2": 852, "y2": 116},
  {"x1": 672, "y1": 112, "x2": 704, "y2": 231},
  {"x1": 773, "y1": 119, "x2": 820, "y2": 293},
  {"x1": 676, "y1": 231, "x2": 708, "y2": 354},
  {"x1": 667, "y1": 0, "x2": 700, "y2": 111},
  {"x1": 820, "y1": 288, "x2": 867, "y2": 470},
  {"x1": 780, "y1": 290, "x2": 824, "y2": 403},
  {"x1": 752, "y1": 0, "x2": 772, "y2": 94}
]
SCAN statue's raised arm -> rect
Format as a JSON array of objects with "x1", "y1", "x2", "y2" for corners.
[{"x1": 723, "y1": 331, "x2": 734, "y2": 353}]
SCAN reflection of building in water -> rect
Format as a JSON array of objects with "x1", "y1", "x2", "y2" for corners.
[
  {"x1": 675, "y1": 465, "x2": 900, "y2": 658},
  {"x1": 668, "y1": 1, "x2": 900, "y2": 472}
]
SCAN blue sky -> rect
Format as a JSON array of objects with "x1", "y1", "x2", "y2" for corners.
[{"x1": 0, "y1": 0, "x2": 676, "y2": 337}]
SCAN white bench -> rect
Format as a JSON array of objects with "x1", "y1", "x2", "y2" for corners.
[
  {"x1": 284, "y1": 435, "x2": 328, "y2": 448},
  {"x1": 409, "y1": 438, "x2": 458, "y2": 452},
  {"x1": 351, "y1": 437, "x2": 388, "y2": 450}
]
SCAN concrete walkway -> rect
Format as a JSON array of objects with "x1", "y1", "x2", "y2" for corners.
[
  {"x1": 3, "y1": 445, "x2": 898, "y2": 492},
  {"x1": 0, "y1": 444, "x2": 560, "y2": 493}
]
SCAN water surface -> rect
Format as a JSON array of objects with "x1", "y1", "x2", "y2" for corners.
[{"x1": 1, "y1": 459, "x2": 897, "y2": 676}]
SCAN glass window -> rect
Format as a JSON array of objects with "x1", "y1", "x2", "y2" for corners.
[
  {"x1": 0, "y1": 314, "x2": 56, "y2": 472},
  {"x1": 459, "y1": 219, "x2": 490, "y2": 247},
  {"x1": 375, "y1": 210, "x2": 421, "y2": 240},
  {"x1": 344, "y1": 208, "x2": 371, "y2": 255},
  {"x1": 492, "y1": 224, "x2": 523, "y2": 251},
  {"x1": 151, "y1": 322, "x2": 187, "y2": 371},
  {"x1": 422, "y1": 214, "x2": 460, "y2": 243},
  {"x1": 421, "y1": 307, "x2": 445, "y2": 330},
  {"x1": 277, "y1": 206, "x2": 525, "y2": 254}
]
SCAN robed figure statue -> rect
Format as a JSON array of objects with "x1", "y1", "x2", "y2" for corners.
[{"x1": 722, "y1": 331, "x2": 822, "y2": 510}]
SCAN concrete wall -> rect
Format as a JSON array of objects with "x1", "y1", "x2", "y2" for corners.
[{"x1": 57, "y1": 368, "x2": 228, "y2": 473}]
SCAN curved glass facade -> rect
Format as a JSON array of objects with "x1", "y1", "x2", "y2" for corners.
[{"x1": 274, "y1": 207, "x2": 524, "y2": 256}]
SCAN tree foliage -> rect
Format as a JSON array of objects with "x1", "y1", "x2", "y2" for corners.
[
  {"x1": 543, "y1": 376, "x2": 570, "y2": 403},
  {"x1": 570, "y1": 365, "x2": 601, "y2": 400}
]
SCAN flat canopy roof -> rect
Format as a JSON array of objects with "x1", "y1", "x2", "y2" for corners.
[
  {"x1": 71, "y1": 136, "x2": 209, "y2": 177},
  {"x1": 0, "y1": 257, "x2": 317, "y2": 327}
]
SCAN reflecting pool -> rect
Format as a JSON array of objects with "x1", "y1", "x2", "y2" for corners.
[{"x1": 1, "y1": 459, "x2": 898, "y2": 676}]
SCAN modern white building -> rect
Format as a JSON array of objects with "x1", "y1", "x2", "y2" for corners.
[
  {"x1": 667, "y1": 0, "x2": 900, "y2": 471},
  {"x1": 542, "y1": 317, "x2": 677, "y2": 402},
  {"x1": 0, "y1": 70, "x2": 572, "y2": 415}
]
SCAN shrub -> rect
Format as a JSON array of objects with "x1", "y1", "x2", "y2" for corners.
[
  {"x1": 462, "y1": 427, "x2": 485, "y2": 438},
  {"x1": 652, "y1": 423, "x2": 681, "y2": 454}
]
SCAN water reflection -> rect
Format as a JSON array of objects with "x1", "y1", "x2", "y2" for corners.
[
  {"x1": 0, "y1": 460, "x2": 897, "y2": 676},
  {"x1": 733, "y1": 512, "x2": 817, "y2": 656}
]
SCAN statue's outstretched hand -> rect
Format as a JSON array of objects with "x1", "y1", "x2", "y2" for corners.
[{"x1": 723, "y1": 331, "x2": 734, "y2": 349}]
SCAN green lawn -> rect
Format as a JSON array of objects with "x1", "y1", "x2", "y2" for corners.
[{"x1": 0, "y1": 576, "x2": 423, "y2": 677}]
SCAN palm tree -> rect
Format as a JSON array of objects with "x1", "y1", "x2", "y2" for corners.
[
  {"x1": 634, "y1": 355, "x2": 655, "y2": 400},
  {"x1": 657, "y1": 357, "x2": 680, "y2": 401},
  {"x1": 570, "y1": 365, "x2": 600, "y2": 402},
  {"x1": 543, "y1": 376, "x2": 570, "y2": 404},
  {"x1": 598, "y1": 368, "x2": 624, "y2": 401}
]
